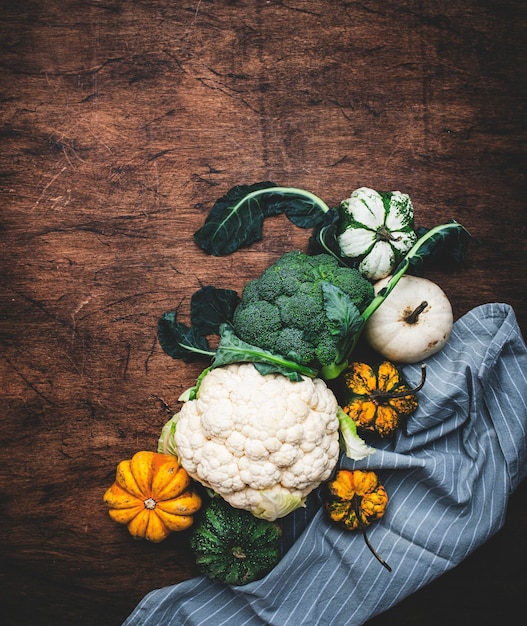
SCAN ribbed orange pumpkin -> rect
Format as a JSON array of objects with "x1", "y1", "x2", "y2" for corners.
[
  {"x1": 342, "y1": 361, "x2": 424, "y2": 437},
  {"x1": 325, "y1": 469, "x2": 388, "y2": 531},
  {"x1": 103, "y1": 451, "x2": 202, "y2": 542}
]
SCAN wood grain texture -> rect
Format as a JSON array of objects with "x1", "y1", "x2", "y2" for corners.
[{"x1": 1, "y1": 1, "x2": 526, "y2": 624}]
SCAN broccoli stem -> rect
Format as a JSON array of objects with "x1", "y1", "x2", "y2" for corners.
[
  {"x1": 329, "y1": 221, "x2": 467, "y2": 376},
  {"x1": 321, "y1": 361, "x2": 349, "y2": 380},
  {"x1": 236, "y1": 350, "x2": 318, "y2": 378},
  {"x1": 360, "y1": 221, "x2": 465, "y2": 323}
]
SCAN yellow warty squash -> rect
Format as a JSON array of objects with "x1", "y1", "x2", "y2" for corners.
[
  {"x1": 103, "y1": 450, "x2": 202, "y2": 542},
  {"x1": 325, "y1": 469, "x2": 392, "y2": 571},
  {"x1": 325, "y1": 469, "x2": 388, "y2": 531},
  {"x1": 342, "y1": 360, "x2": 424, "y2": 437}
]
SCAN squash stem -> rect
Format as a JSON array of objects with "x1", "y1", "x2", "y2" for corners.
[
  {"x1": 376, "y1": 226, "x2": 401, "y2": 243},
  {"x1": 370, "y1": 364, "x2": 427, "y2": 401},
  {"x1": 354, "y1": 499, "x2": 392, "y2": 572},
  {"x1": 404, "y1": 301, "x2": 428, "y2": 324},
  {"x1": 231, "y1": 546, "x2": 247, "y2": 560},
  {"x1": 360, "y1": 525, "x2": 392, "y2": 572}
]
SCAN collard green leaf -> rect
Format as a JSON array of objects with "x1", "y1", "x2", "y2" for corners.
[
  {"x1": 213, "y1": 325, "x2": 317, "y2": 380},
  {"x1": 158, "y1": 286, "x2": 240, "y2": 364},
  {"x1": 157, "y1": 311, "x2": 214, "y2": 363},
  {"x1": 408, "y1": 221, "x2": 473, "y2": 273},
  {"x1": 322, "y1": 282, "x2": 363, "y2": 340},
  {"x1": 308, "y1": 207, "x2": 360, "y2": 269},
  {"x1": 190, "y1": 286, "x2": 240, "y2": 335},
  {"x1": 281, "y1": 194, "x2": 330, "y2": 228},
  {"x1": 194, "y1": 182, "x2": 273, "y2": 256},
  {"x1": 194, "y1": 182, "x2": 330, "y2": 256}
]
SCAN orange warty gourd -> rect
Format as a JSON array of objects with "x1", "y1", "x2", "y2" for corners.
[
  {"x1": 325, "y1": 469, "x2": 388, "y2": 531},
  {"x1": 342, "y1": 360, "x2": 424, "y2": 437},
  {"x1": 103, "y1": 450, "x2": 202, "y2": 542},
  {"x1": 325, "y1": 469, "x2": 392, "y2": 571}
]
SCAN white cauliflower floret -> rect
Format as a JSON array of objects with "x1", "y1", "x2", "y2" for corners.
[{"x1": 158, "y1": 363, "x2": 342, "y2": 521}]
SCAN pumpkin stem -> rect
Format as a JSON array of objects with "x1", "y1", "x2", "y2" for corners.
[
  {"x1": 376, "y1": 226, "x2": 401, "y2": 243},
  {"x1": 143, "y1": 497, "x2": 157, "y2": 510},
  {"x1": 370, "y1": 364, "x2": 427, "y2": 402},
  {"x1": 404, "y1": 301, "x2": 428, "y2": 324},
  {"x1": 354, "y1": 499, "x2": 392, "y2": 572},
  {"x1": 231, "y1": 546, "x2": 247, "y2": 560}
]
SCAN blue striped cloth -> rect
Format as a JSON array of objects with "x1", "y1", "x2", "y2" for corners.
[{"x1": 123, "y1": 303, "x2": 527, "y2": 626}]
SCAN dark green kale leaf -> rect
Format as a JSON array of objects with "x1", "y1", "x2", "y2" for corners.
[
  {"x1": 309, "y1": 207, "x2": 343, "y2": 258},
  {"x1": 190, "y1": 286, "x2": 240, "y2": 335},
  {"x1": 194, "y1": 182, "x2": 330, "y2": 256},
  {"x1": 157, "y1": 312, "x2": 213, "y2": 363},
  {"x1": 158, "y1": 286, "x2": 239, "y2": 363},
  {"x1": 408, "y1": 221, "x2": 474, "y2": 274}
]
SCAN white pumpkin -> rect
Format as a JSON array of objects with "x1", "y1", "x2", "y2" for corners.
[{"x1": 364, "y1": 275, "x2": 454, "y2": 363}]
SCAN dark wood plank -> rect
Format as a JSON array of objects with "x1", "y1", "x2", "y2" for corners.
[{"x1": 1, "y1": 1, "x2": 526, "y2": 624}]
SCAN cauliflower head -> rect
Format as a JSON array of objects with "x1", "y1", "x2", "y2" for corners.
[{"x1": 159, "y1": 363, "x2": 341, "y2": 521}]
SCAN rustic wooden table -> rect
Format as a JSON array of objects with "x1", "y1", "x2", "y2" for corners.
[{"x1": 1, "y1": 1, "x2": 526, "y2": 624}]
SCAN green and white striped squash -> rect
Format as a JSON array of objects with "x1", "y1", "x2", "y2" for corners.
[{"x1": 337, "y1": 187, "x2": 417, "y2": 280}]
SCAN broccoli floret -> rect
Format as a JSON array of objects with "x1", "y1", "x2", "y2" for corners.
[
  {"x1": 309, "y1": 252, "x2": 341, "y2": 274},
  {"x1": 231, "y1": 250, "x2": 375, "y2": 379},
  {"x1": 252, "y1": 267, "x2": 285, "y2": 302},
  {"x1": 256, "y1": 251, "x2": 313, "y2": 301},
  {"x1": 278, "y1": 287, "x2": 325, "y2": 336},
  {"x1": 314, "y1": 331, "x2": 340, "y2": 368},
  {"x1": 326, "y1": 267, "x2": 375, "y2": 313},
  {"x1": 274, "y1": 328, "x2": 316, "y2": 365},
  {"x1": 240, "y1": 278, "x2": 263, "y2": 303},
  {"x1": 232, "y1": 300, "x2": 281, "y2": 351}
]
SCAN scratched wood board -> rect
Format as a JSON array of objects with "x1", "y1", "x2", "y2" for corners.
[{"x1": 1, "y1": 1, "x2": 526, "y2": 624}]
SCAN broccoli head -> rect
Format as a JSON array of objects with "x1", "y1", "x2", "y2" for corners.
[
  {"x1": 232, "y1": 250, "x2": 375, "y2": 378},
  {"x1": 232, "y1": 300, "x2": 281, "y2": 351}
]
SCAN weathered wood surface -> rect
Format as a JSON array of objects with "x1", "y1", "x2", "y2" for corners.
[{"x1": 1, "y1": 1, "x2": 526, "y2": 624}]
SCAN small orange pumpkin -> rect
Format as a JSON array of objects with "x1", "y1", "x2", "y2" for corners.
[
  {"x1": 325, "y1": 469, "x2": 388, "y2": 531},
  {"x1": 103, "y1": 450, "x2": 202, "y2": 542},
  {"x1": 342, "y1": 361, "x2": 425, "y2": 437},
  {"x1": 325, "y1": 469, "x2": 392, "y2": 571}
]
